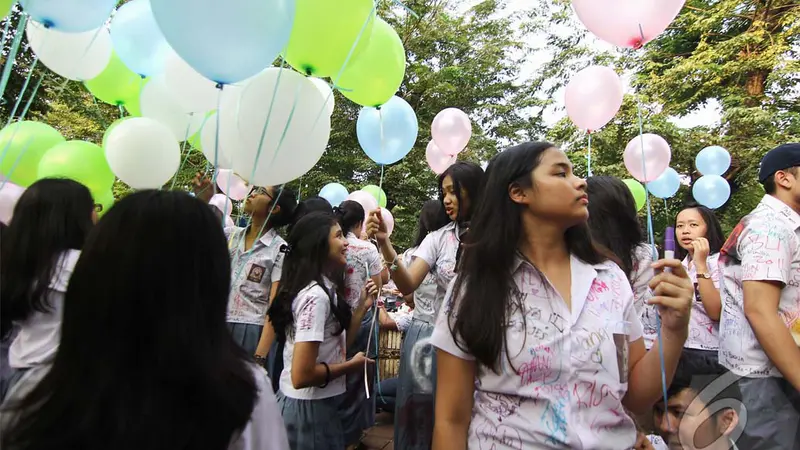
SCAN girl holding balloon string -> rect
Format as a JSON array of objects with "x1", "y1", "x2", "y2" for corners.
[{"x1": 366, "y1": 161, "x2": 484, "y2": 450}]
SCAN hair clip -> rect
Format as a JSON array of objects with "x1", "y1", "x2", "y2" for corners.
[
  {"x1": 279, "y1": 244, "x2": 292, "y2": 254},
  {"x1": 332, "y1": 206, "x2": 341, "y2": 215}
]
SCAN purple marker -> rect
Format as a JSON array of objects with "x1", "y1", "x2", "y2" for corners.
[{"x1": 664, "y1": 227, "x2": 675, "y2": 272}]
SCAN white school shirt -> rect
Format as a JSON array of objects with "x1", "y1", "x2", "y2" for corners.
[
  {"x1": 402, "y1": 247, "x2": 438, "y2": 322},
  {"x1": 683, "y1": 253, "x2": 721, "y2": 351},
  {"x1": 431, "y1": 254, "x2": 644, "y2": 449},
  {"x1": 719, "y1": 195, "x2": 800, "y2": 378},
  {"x1": 413, "y1": 221, "x2": 461, "y2": 317},
  {"x1": 343, "y1": 233, "x2": 383, "y2": 310},
  {"x1": 9, "y1": 250, "x2": 80, "y2": 369},
  {"x1": 224, "y1": 227, "x2": 285, "y2": 325},
  {"x1": 0, "y1": 363, "x2": 290, "y2": 450},
  {"x1": 630, "y1": 243, "x2": 659, "y2": 348},
  {"x1": 279, "y1": 278, "x2": 347, "y2": 400}
]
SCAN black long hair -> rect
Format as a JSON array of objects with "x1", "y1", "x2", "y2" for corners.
[
  {"x1": 0, "y1": 179, "x2": 94, "y2": 338},
  {"x1": 287, "y1": 195, "x2": 332, "y2": 235},
  {"x1": 412, "y1": 200, "x2": 449, "y2": 248},
  {"x1": 334, "y1": 200, "x2": 364, "y2": 235},
  {"x1": 451, "y1": 142, "x2": 607, "y2": 373},
  {"x1": 268, "y1": 212, "x2": 352, "y2": 343},
  {"x1": 674, "y1": 203, "x2": 725, "y2": 261},
  {"x1": 585, "y1": 176, "x2": 646, "y2": 276},
  {"x1": 266, "y1": 186, "x2": 297, "y2": 228},
  {"x1": 1, "y1": 190, "x2": 258, "y2": 450},
  {"x1": 439, "y1": 161, "x2": 484, "y2": 223}
]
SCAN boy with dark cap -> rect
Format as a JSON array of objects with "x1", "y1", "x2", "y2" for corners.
[{"x1": 718, "y1": 143, "x2": 800, "y2": 449}]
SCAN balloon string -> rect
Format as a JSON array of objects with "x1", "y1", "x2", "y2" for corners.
[
  {"x1": 587, "y1": 132, "x2": 592, "y2": 177},
  {"x1": 378, "y1": 108, "x2": 385, "y2": 196},
  {"x1": 378, "y1": 165, "x2": 385, "y2": 196},
  {"x1": 19, "y1": 75, "x2": 43, "y2": 120},
  {"x1": 246, "y1": 58, "x2": 286, "y2": 186},
  {"x1": 169, "y1": 119, "x2": 196, "y2": 190},
  {"x1": 212, "y1": 86, "x2": 223, "y2": 195},
  {"x1": 0, "y1": 12, "x2": 12, "y2": 50},
  {"x1": 0, "y1": 14, "x2": 27, "y2": 100},
  {"x1": 391, "y1": 0, "x2": 420, "y2": 18},
  {"x1": 118, "y1": 104, "x2": 124, "y2": 119},
  {"x1": 5, "y1": 55, "x2": 38, "y2": 126},
  {"x1": 259, "y1": 69, "x2": 305, "y2": 181}
]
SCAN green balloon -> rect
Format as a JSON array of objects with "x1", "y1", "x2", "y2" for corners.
[
  {"x1": 84, "y1": 52, "x2": 144, "y2": 107},
  {"x1": 623, "y1": 178, "x2": 647, "y2": 212},
  {"x1": 0, "y1": 121, "x2": 65, "y2": 187},
  {"x1": 1, "y1": 0, "x2": 14, "y2": 19},
  {"x1": 94, "y1": 188, "x2": 115, "y2": 218},
  {"x1": 362, "y1": 184, "x2": 387, "y2": 208},
  {"x1": 285, "y1": 0, "x2": 375, "y2": 77},
  {"x1": 336, "y1": 18, "x2": 406, "y2": 107},
  {"x1": 103, "y1": 117, "x2": 132, "y2": 148},
  {"x1": 37, "y1": 140, "x2": 115, "y2": 197}
]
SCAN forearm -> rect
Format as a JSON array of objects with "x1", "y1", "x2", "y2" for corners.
[
  {"x1": 255, "y1": 322, "x2": 276, "y2": 357},
  {"x1": 696, "y1": 278, "x2": 721, "y2": 321},
  {"x1": 346, "y1": 307, "x2": 368, "y2": 348},
  {"x1": 747, "y1": 311, "x2": 800, "y2": 390},
  {"x1": 433, "y1": 421, "x2": 469, "y2": 450},
  {"x1": 379, "y1": 241, "x2": 415, "y2": 295},
  {"x1": 624, "y1": 331, "x2": 686, "y2": 413},
  {"x1": 294, "y1": 359, "x2": 358, "y2": 389}
]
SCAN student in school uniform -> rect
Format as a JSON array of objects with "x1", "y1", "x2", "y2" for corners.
[
  {"x1": 673, "y1": 204, "x2": 725, "y2": 365},
  {"x1": 0, "y1": 190, "x2": 289, "y2": 450},
  {"x1": 366, "y1": 162, "x2": 485, "y2": 450},
  {"x1": 334, "y1": 200, "x2": 384, "y2": 447},
  {"x1": 0, "y1": 179, "x2": 96, "y2": 400},
  {"x1": 267, "y1": 212, "x2": 376, "y2": 450},
  {"x1": 193, "y1": 175, "x2": 297, "y2": 358},
  {"x1": 431, "y1": 142, "x2": 694, "y2": 449},
  {"x1": 718, "y1": 143, "x2": 800, "y2": 449}
]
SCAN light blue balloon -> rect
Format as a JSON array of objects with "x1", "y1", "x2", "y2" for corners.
[
  {"x1": 646, "y1": 167, "x2": 681, "y2": 199},
  {"x1": 357, "y1": 96, "x2": 418, "y2": 165},
  {"x1": 20, "y1": 0, "x2": 116, "y2": 32},
  {"x1": 692, "y1": 175, "x2": 730, "y2": 209},
  {"x1": 110, "y1": 0, "x2": 170, "y2": 77},
  {"x1": 151, "y1": 0, "x2": 295, "y2": 84},
  {"x1": 319, "y1": 183, "x2": 349, "y2": 206},
  {"x1": 695, "y1": 145, "x2": 731, "y2": 176}
]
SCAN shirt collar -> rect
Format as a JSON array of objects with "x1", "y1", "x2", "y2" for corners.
[{"x1": 760, "y1": 194, "x2": 800, "y2": 231}]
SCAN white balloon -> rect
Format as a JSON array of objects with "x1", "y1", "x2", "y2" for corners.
[
  {"x1": 235, "y1": 68, "x2": 331, "y2": 186},
  {"x1": 105, "y1": 117, "x2": 180, "y2": 189},
  {"x1": 199, "y1": 112, "x2": 233, "y2": 169},
  {"x1": 164, "y1": 51, "x2": 220, "y2": 113},
  {"x1": 139, "y1": 75, "x2": 205, "y2": 141},
  {"x1": 0, "y1": 182, "x2": 25, "y2": 225},
  {"x1": 309, "y1": 77, "x2": 334, "y2": 117},
  {"x1": 26, "y1": 21, "x2": 112, "y2": 81}
]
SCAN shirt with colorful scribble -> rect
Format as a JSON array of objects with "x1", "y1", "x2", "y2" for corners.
[
  {"x1": 719, "y1": 195, "x2": 800, "y2": 378},
  {"x1": 431, "y1": 254, "x2": 644, "y2": 449},
  {"x1": 413, "y1": 221, "x2": 460, "y2": 319},
  {"x1": 630, "y1": 243, "x2": 659, "y2": 348},
  {"x1": 683, "y1": 252, "x2": 721, "y2": 351},
  {"x1": 403, "y1": 247, "x2": 438, "y2": 323},
  {"x1": 279, "y1": 278, "x2": 346, "y2": 400},
  {"x1": 343, "y1": 233, "x2": 383, "y2": 310}
]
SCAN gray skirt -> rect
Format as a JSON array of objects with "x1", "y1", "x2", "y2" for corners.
[
  {"x1": 394, "y1": 318, "x2": 437, "y2": 450},
  {"x1": 227, "y1": 322, "x2": 263, "y2": 357},
  {"x1": 277, "y1": 391, "x2": 345, "y2": 450},
  {"x1": 339, "y1": 308, "x2": 379, "y2": 445}
]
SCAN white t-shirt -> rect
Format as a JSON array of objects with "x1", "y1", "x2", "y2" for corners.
[
  {"x1": 279, "y1": 279, "x2": 347, "y2": 400},
  {"x1": 413, "y1": 221, "x2": 461, "y2": 316},
  {"x1": 630, "y1": 243, "x2": 658, "y2": 348},
  {"x1": 0, "y1": 364, "x2": 289, "y2": 450},
  {"x1": 10, "y1": 249, "x2": 80, "y2": 369},
  {"x1": 343, "y1": 233, "x2": 382, "y2": 310},
  {"x1": 719, "y1": 195, "x2": 800, "y2": 377},
  {"x1": 683, "y1": 253, "x2": 721, "y2": 351},
  {"x1": 402, "y1": 247, "x2": 437, "y2": 322},
  {"x1": 431, "y1": 254, "x2": 644, "y2": 449}
]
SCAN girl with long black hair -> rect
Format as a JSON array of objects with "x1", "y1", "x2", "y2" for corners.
[
  {"x1": 431, "y1": 142, "x2": 694, "y2": 449},
  {"x1": 0, "y1": 190, "x2": 289, "y2": 450},
  {"x1": 0, "y1": 179, "x2": 95, "y2": 399},
  {"x1": 367, "y1": 161, "x2": 484, "y2": 450},
  {"x1": 268, "y1": 212, "x2": 376, "y2": 450}
]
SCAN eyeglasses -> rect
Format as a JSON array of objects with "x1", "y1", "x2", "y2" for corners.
[{"x1": 249, "y1": 187, "x2": 273, "y2": 200}]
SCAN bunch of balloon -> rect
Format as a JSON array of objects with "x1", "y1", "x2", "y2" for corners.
[
  {"x1": 425, "y1": 108, "x2": 472, "y2": 174},
  {"x1": 693, "y1": 146, "x2": 731, "y2": 209}
]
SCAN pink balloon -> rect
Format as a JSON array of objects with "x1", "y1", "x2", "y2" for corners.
[
  {"x1": 0, "y1": 182, "x2": 25, "y2": 225},
  {"x1": 216, "y1": 169, "x2": 249, "y2": 201},
  {"x1": 572, "y1": 0, "x2": 685, "y2": 48},
  {"x1": 224, "y1": 215, "x2": 235, "y2": 228},
  {"x1": 624, "y1": 134, "x2": 671, "y2": 182},
  {"x1": 380, "y1": 208, "x2": 395, "y2": 237},
  {"x1": 346, "y1": 190, "x2": 378, "y2": 216},
  {"x1": 565, "y1": 66, "x2": 623, "y2": 131},
  {"x1": 431, "y1": 108, "x2": 471, "y2": 156},
  {"x1": 426, "y1": 140, "x2": 457, "y2": 175},
  {"x1": 209, "y1": 193, "x2": 233, "y2": 218}
]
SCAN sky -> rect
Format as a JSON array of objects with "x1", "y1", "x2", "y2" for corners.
[{"x1": 456, "y1": 0, "x2": 722, "y2": 130}]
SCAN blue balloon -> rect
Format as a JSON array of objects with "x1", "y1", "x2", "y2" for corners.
[
  {"x1": 151, "y1": 0, "x2": 295, "y2": 84},
  {"x1": 110, "y1": 0, "x2": 170, "y2": 77},
  {"x1": 646, "y1": 167, "x2": 681, "y2": 199},
  {"x1": 357, "y1": 96, "x2": 418, "y2": 165},
  {"x1": 319, "y1": 183, "x2": 349, "y2": 207},
  {"x1": 692, "y1": 175, "x2": 730, "y2": 209},
  {"x1": 695, "y1": 145, "x2": 731, "y2": 176},
  {"x1": 20, "y1": 0, "x2": 116, "y2": 32}
]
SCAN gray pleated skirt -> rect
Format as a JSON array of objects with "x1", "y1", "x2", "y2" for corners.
[
  {"x1": 394, "y1": 318, "x2": 437, "y2": 450},
  {"x1": 277, "y1": 391, "x2": 345, "y2": 450},
  {"x1": 227, "y1": 322, "x2": 263, "y2": 357},
  {"x1": 339, "y1": 308, "x2": 379, "y2": 445}
]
